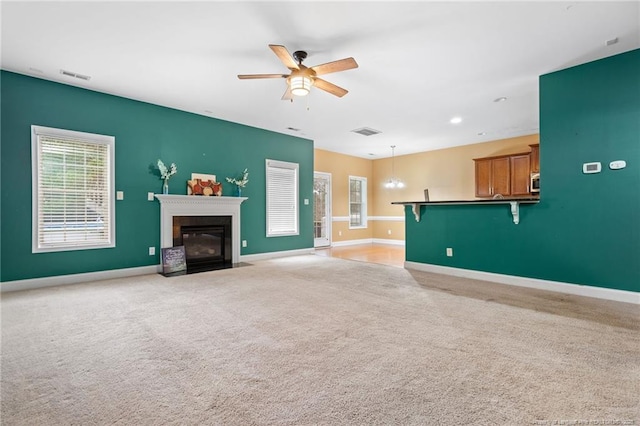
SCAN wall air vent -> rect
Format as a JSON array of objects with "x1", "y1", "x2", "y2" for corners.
[
  {"x1": 351, "y1": 127, "x2": 381, "y2": 137},
  {"x1": 60, "y1": 69, "x2": 91, "y2": 81}
]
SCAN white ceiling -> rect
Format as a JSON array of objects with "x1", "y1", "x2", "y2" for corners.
[{"x1": 2, "y1": 1, "x2": 638, "y2": 158}]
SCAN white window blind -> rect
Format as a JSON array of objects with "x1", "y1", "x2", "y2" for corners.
[
  {"x1": 349, "y1": 176, "x2": 367, "y2": 228},
  {"x1": 266, "y1": 159, "x2": 299, "y2": 237},
  {"x1": 31, "y1": 125, "x2": 115, "y2": 252}
]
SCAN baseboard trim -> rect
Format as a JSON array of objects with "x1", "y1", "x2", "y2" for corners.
[
  {"x1": 0, "y1": 265, "x2": 160, "y2": 293},
  {"x1": 332, "y1": 238, "x2": 405, "y2": 247},
  {"x1": 331, "y1": 239, "x2": 373, "y2": 247},
  {"x1": 372, "y1": 238, "x2": 405, "y2": 246},
  {"x1": 240, "y1": 248, "x2": 315, "y2": 263},
  {"x1": 1, "y1": 248, "x2": 316, "y2": 293},
  {"x1": 404, "y1": 261, "x2": 640, "y2": 305}
]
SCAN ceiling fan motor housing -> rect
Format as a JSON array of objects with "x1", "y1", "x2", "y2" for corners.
[{"x1": 292, "y1": 51, "x2": 308, "y2": 64}]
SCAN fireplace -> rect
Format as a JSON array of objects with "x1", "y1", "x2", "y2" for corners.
[
  {"x1": 173, "y1": 216, "x2": 232, "y2": 273},
  {"x1": 155, "y1": 195, "x2": 247, "y2": 272}
]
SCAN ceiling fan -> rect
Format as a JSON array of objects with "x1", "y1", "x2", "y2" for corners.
[{"x1": 238, "y1": 44, "x2": 358, "y2": 100}]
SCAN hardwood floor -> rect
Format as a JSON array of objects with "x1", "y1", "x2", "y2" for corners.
[{"x1": 315, "y1": 243, "x2": 405, "y2": 268}]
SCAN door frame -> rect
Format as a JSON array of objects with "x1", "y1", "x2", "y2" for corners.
[{"x1": 313, "y1": 171, "x2": 332, "y2": 248}]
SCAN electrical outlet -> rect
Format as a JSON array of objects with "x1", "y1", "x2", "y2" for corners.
[
  {"x1": 149, "y1": 247, "x2": 156, "y2": 256},
  {"x1": 242, "y1": 240, "x2": 247, "y2": 248},
  {"x1": 387, "y1": 229, "x2": 392, "y2": 235},
  {"x1": 338, "y1": 231, "x2": 342, "y2": 236},
  {"x1": 304, "y1": 198, "x2": 309, "y2": 205},
  {"x1": 148, "y1": 192, "x2": 155, "y2": 201},
  {"x1": 446, "y1": 248, "x2": 453, "y2": 257},
  {"x1": 116, "y1": 191, "x2": 124, "y2": 200}
]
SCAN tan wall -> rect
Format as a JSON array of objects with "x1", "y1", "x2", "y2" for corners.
[
  {"x1": 372, "y1": 220, "x2": 405, "y2": 241},
  {"x1": 373, "y1": 134, "x2": 539, "y2": 216},
  {"x1": 315, "y1": 134, "x2": 539, "y2": 243},
  {"x1": 314, "y1": 149, "x2": 373, "y2": 242}
]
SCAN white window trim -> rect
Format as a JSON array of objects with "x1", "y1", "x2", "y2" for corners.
[
  {"x1": 266, "y1": 159, "x2": 299, "y2": 237},
  {"x1": 31, "y1": 125, "x2": 116, "y2": 253},
  {"x1": 348, "y1": 175, "x2": 368, "y2": 229}
]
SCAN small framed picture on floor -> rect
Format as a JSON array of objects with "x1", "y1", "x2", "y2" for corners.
[{"x1": 161, "y1": 246, "x2": 187, "y2": 277}]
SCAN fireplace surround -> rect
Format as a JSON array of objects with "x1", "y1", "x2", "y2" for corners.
[
  {"x1": 155, "y1": 195, "x2": 247, "y2": 268},
  {"x1": 174, "y1": 216, "x2": 232, "y2": 272}
]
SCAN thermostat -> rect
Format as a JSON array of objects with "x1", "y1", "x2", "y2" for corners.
[{"x1": 583, "y1": 162, "x2": 601, "y2": 174}]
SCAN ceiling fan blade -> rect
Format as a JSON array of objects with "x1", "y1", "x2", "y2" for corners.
[
  {"x1": 269, "y1": 44, "x2": 299, "y2": 70},
  {"x1": 238, "y1": 74, "x2": 287, "y2": 80},
  {"x1": 310, "y1": 57, "x2": 358, "y2": 76},
  {"x1": 313, "y1": 78, "x2": 349, "y2": 97},
  {"x1": 281, "y1": 87, "x2": 293, "y2": 101}
]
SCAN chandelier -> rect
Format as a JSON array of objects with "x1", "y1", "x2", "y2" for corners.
[{"x1": 384, "y1": 145, "x2": 405, "y2": 189}]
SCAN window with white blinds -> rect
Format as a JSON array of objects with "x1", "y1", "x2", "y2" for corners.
[
  {"x1": 31, "y1": 125, "x2": 115, "y2": 253},
  {"x1": 349, "y1": 176, "x2": 367, "y2": 229},
  {"x1": 266, "y1": 159, "x2": 299, "y2": 237}
]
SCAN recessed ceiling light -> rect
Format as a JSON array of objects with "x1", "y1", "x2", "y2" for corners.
[
  {"x1": 450, "y1": 117, "x2": 462, "y2": 124},
  {"x1": 493, "y1": 97, "x2": 507, "y2": 103}
]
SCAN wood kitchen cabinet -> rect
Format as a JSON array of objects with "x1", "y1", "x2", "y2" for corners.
[
  {"x1": 529, "y1": 144, "x2": 540, "y2": 173},
  {"x1": 474, "y1": 152, "x2": 531, "y2": 198},
  {"x1": 510, "y1": 154, "x2": 531, "y2": 196},
  {"x1": 474, "y1": 156, "x2": 511, "y2": 197}
]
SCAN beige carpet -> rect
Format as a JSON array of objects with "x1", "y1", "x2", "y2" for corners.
[{"x1": 1, "y1": 255, "x2": 638, "y2": 425}]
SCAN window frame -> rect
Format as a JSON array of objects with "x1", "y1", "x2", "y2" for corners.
[
  {"x1": 265, "y1": 159, "x2": 299, "y2": 238},
  {"x1": 348, "y1": 175, "x2": 368, "y2": 229},
  {"x1": 31, "y1": 125, "x2": 116, "y2": 253}
]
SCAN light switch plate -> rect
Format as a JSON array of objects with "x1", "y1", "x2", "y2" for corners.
[
  {"x1": 148, "y1": 192, "x2": 155, "y2": 201},
  {"x1": 116, "y1": 191, "x2": 124, "y2": 200}
]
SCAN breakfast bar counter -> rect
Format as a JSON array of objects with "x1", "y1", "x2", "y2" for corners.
[{"x1": 392, "y1": 197, "x2": 540, "y2": 224}]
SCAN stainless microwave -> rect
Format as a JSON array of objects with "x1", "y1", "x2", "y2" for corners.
[{"x1": 531, "y1": 173, "x2": 540, "y2": 193}]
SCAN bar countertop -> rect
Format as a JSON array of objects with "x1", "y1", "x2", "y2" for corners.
[{"x1": 392, "y1": 197, "x2": 540, "y2": 224}]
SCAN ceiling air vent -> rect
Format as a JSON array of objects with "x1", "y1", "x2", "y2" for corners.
[
  {"x1": 60, "y1": 69, "x2": 91, "y2": 81},
  {"x1": 351, "y1": 127, "x2": 381, "y2": 137}
]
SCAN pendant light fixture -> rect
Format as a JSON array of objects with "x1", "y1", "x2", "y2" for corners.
[{"x1": 384, "y1": 145, "x2": 405, "y2": 189}]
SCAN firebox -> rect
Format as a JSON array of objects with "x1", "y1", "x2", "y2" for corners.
[{"x1": 172, "y1": 216, "x2": 232, "y2": 273}]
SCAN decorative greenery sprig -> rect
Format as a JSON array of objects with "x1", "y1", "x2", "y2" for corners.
[
  {"x1": 226, "y1": 168, "x2": 249, "y2": 188},
  {"x1": 157, "y1": 159, "x2": 177, "y2": 181}
]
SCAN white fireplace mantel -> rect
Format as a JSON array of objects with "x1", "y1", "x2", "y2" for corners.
[{"x1": 155, "y1": 195, "x2": 248, "y2": 264}]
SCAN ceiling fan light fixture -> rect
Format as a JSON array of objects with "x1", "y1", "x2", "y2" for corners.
[{"x1": 289, "y1": 75, "x2": 313, "y2": 96}]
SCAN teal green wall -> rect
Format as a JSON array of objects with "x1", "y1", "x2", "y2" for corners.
[
  {"x1": 406, "y1": 49, "x2": 639, "y2": 293},
  {"x1": 1, "y1": 71, "x2": 314, "y2": 282}
]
